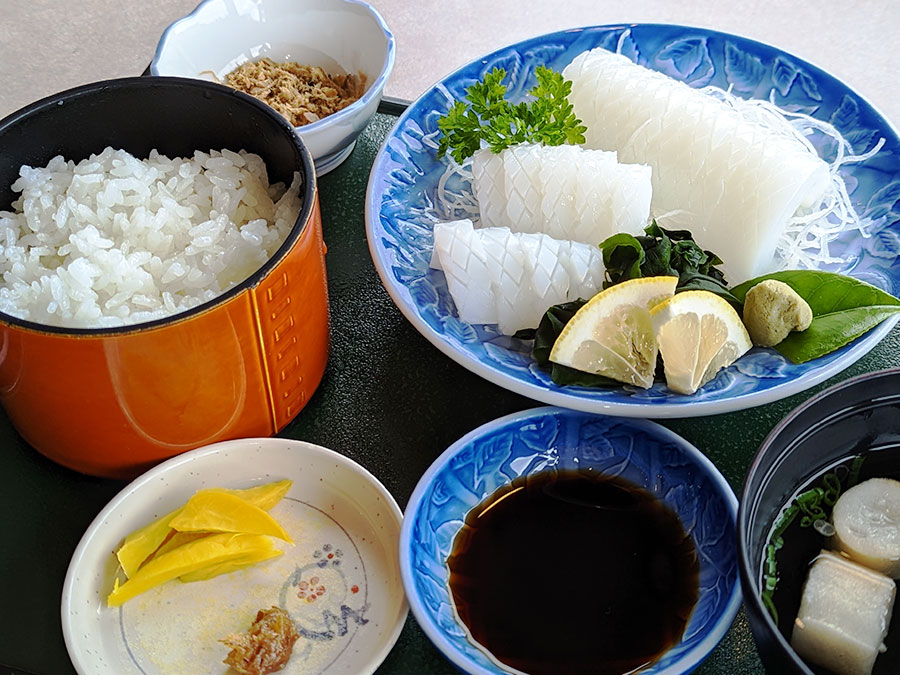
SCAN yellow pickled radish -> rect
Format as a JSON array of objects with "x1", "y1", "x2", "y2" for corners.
[
  {"x1": 178, "y1": 547, "x2": 283, "y2": 583},
  {"x1": 150, "y1": 531, "x2": 211, "y2": 560},
  {"x1": 116, "y1": 506, "x2": 183, "y2": 579},
  {"x1": 169, "y1": 490, "x2": 293, "y2": 543},
  {"x1": 223, "y1": 479, "x2": 293, "y2": 512},
  {"x1": 549, "y1": 276, "x2": 678, "y2": 388},
  {"x1": 116, "y1": 479, "x2": 292, "y2": 577},
  {"x1": 107, "y1": 533, "x2": 274, "y2": 606}
]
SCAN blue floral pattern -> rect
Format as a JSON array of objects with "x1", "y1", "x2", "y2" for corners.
[
  {"x1": 400, "y1": 408, "x2": 741, "y2": 674},
  {"x1": 366, "y1": 24, "x2": 900, "y2": 416}
]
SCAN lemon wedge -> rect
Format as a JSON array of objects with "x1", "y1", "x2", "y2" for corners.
[
  {"x1": 649, "y1": 290, "x2": 753, "y2": 394},
  {"x1": 549, "y1": 276, "x2": 678, "y2": 388}
]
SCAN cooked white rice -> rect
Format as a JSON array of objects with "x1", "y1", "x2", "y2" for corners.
[{"x1": 0, "y1": 147, "x2": 303, "y2": 328}]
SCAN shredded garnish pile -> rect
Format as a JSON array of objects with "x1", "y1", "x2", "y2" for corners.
[{"x1": 225, "y1": 57, "x2": 366, "y2": 127}]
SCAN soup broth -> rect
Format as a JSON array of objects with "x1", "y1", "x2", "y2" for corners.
[{"x1": 761, "y1": 446, "x2": 900, "y2": 675}]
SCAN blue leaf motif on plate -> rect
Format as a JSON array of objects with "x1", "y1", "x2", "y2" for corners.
[
  {"x1": 407, "y1": 276, "x2": 438, "y2": 307},
  {"x1": 733, "y1": 350, "x2": 790, "y2": 379},
  {"x1": 831, "y1": 95, "x2": 860, "y2": 130},
  {"x1": 596, "y1": 28, "x2": 640, "y2": 63},
  {"x1": 483, "y1": 341, "x2": 531, "y2": 370},
  {"x1": 618, "y1": 31, "x2": 640, "y2": 63},
  {"x1": 772, "y1": 56, "x2": 798, "y2": 96},
  {"x1": 796, "y1": 68, "x2": 823, "y2": 102},
  {"x1": 863, "y1": 181, "x2": 900, "y2": 220},
  {"x1": 864, "y1": 229, "x2": 900, "y2": 259},
  {"x1": 845, "y1": 128, "x2": 880, "y2": 155},
  {"x1": 474, "y1": 433, "x2": 514, "y2": 479},
  {"x1": 517, "y1": 416, "x2": 560, "y2": 456},
  {"x1": 577, "y1": 420, "x2": 619, "y2": 464},
  {"x1": 723, "y1": 41, "x2": 765, "y2": 93},
  {"x1": 655, "y1": 37, "x2": 713, "y2": 86},
  {"x1": 592, "y1": 29, "x2": 624, "y2": 54},
  {"x1": 442, "y1": 315, "x2": 480, "y2": 344},
  {"x1": 523, "y1": 43, "x2": 569, "y2": 71}
]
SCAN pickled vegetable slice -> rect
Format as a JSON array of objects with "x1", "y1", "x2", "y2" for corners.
[
  {"x1": 108, "y1": 533, "x2": 275, "y2": 606},
  {"x1": 179, "y1": 547, "x2": 283, "y2": 583},
  {"x1": 169, "y1": 490, "x2": 292, "y2": 543},
  {"x1": 116, "y1": 480, "x2": 291, "y2": 578}
]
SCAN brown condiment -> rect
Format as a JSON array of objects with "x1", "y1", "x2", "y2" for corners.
[
  {"x1": 224, "y1": 57, "x2": 366, "y2": 127},
  {"x1": 221, "y1": 606, "x2": 300, "y2": 675},
  {"x1": 447, "y1": 469, "x2": 700, "y2": 675}
]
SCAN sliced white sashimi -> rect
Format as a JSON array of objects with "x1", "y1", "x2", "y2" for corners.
[
  {"x1": 502, "y1": 144, "x2": 544, "y2": 234},
  {"x1": 558, "y1": 239, "x2": 606, "y2": 301},
  {"x1": 431, "y1": 219, "x2": 606, "y2": 334},
  {"x1": 432, "y1": 219, "x2": 495, "y2": 324},
  {"x1": 563, "y1": 47, "x2": 831, "y2": 282},
  {"x1": 471, "y1": 149, "x2": 506, "y2": 228},
  {"x1": 473, "y1": 143, "x2": 651, "y2": 245},
  {"x1": 539, "y1": 144, "x2": 582, "y2": 239},
  {"x1": 478, "y1": 226, "x2": 534, "y2": 334}
]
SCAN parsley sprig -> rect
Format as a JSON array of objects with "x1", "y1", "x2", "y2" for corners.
[{"x1": 437, "y1": 66, "x2": 587, "y2": 163}]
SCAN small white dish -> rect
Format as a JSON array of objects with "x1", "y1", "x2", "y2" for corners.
[
  {"x1": 62, "y1": 437, "x2": 407, "y2": 674},
  {"x1": 151, "y1": 0, "x2": 395, "y2": 175}
]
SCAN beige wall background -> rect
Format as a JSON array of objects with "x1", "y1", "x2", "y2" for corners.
[{"x1": 2, "y1": 1, "x2": 898, "y2": 126}]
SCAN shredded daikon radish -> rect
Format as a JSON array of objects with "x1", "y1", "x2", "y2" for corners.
[{"x1": 702, "y1": 86, "x2": 885, "y2": 272}]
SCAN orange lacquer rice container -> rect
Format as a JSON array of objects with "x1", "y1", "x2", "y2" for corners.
[{"x1": 0, "y1": 77, "x2": 330, "y2": 478}]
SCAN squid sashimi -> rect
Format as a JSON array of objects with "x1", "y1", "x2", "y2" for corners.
[
  {"x1": 431, "y1": 219, "x2": 605, "y2": 334},
  {"x1": 563, "y1": 47, "x2": 830, "y2": 282},
  {"x1": 471, "y1": 143, "x2": 652, "y2": 245}
]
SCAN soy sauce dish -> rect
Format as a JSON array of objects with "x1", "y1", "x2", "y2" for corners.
[
  {"x1": 400, "y1": 407, "x2": 741, "y2": 675},
  {"x1": 739, "y1": 368, "x2": 900, "y2": 675}
]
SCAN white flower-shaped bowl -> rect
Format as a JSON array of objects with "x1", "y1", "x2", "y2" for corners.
[{"x1": 151, "y1": 0, "x2": 395, "y2": 175}]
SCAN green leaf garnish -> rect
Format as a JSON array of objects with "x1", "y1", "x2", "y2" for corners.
[
  {"x1": 731, "y1": 270, "x2": 900, "y2": 363},
  {"x1": 761, "y1": 455, "x2": 865, "y2": 625},
  {"x1": 598, "y1": 221, "x2": 740, "y2": 307},
  {"x1": 437, "y1": 66, "x2": 587, "y2": 163}
]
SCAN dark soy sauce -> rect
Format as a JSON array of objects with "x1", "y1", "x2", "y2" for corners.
[
  {"x1": 447, "y1": 469, "x2": 700, "y2": 675},
  {"x1": 763, "y1": 448, "x2": 900, "y2": 675}
]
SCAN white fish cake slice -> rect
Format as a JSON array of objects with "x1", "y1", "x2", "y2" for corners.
[
  {"x1": 832, "y1": 477, "x2": 900, "y2": 578},
  {"x1": 791, "y1": 550, "x2": 896, "y2": 675},
  {"x1": 563, "y1": 47, "x2": 830, "y2": 282}
]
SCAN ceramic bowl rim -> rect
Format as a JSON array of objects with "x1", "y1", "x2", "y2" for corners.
[
  {"x1": 149, "y1": 0, "x2": 396, "y2": 136},
  {"x1": 0, "y1": 75, "x2": 317, "y2": 338},
  {"x1": 400, "y1": 405, "x2": 742, "y2": 675},
  {"x1": 737, "y1": 366, "x2": 900, "y2": 675}
]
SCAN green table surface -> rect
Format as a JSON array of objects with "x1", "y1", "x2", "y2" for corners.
[{"x1": 1, "y1": 109, "x2": 899, "y2": 675}]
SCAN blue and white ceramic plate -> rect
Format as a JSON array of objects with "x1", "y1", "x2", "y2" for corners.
[
  {"x1": 400, "y1": 407, "x2": 741, "y2": 674},
  {"x1": 365, "y1": 24, "x2": 900, "y2": 417}
]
